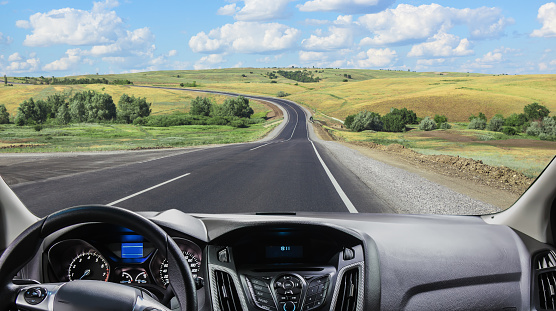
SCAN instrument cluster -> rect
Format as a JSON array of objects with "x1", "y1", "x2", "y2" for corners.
[{"x1": 46, "y1": 235, "x2": 202, "y2": 289}]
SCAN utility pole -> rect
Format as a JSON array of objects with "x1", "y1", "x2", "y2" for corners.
[{"x1": 3, "y1": 75, "x2": 6, "y2": 86}]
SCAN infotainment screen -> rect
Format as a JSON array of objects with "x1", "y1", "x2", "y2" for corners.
[
  {"x1": 265, "y1": 245, "x2": 303, "y2": 259},
  {"x1": 121, "y1": 242, "x2": 143, "y2": 259}
]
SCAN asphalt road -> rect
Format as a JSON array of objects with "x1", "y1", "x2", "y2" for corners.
[{"x1": 5, "y1": 92, "x2": 392, "y2": 217}]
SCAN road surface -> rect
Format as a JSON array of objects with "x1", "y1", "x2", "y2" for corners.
[{"x1": 5, "y1": 92, "x2": 392, "y2": 217}]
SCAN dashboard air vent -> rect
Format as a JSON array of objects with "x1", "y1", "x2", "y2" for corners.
[
  {"x1": 538, "y1": 270, "x2": 556, "y2": 310},
  {"x1": 214, "y1": 270, "x2": 242, "y2": 311},
  {"x1": 537, "y1": 251, "x2": 556, "y2": 270},
  {"x1": 334, "y1": 268, "x2": 359, "y2": 311}
]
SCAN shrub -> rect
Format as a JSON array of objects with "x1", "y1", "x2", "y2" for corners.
[
  {"x1": 419, "y1": 116, "x2": 437, "y2": 131},
  {"x1": 382, "y1": 113, "x2": 406, "y2": 132},
  {"x1": 526, "y1": 121, "x2": 542, "y2": 136},
  {"x1": 439, "y1": 122, "x2": 452, "y2": 129},
  {"x1": 342, "y1": 79, "x2": 348, "y2": 82},
  {"x1": 189, "y1": 96, "x2": 213, "y2": 117},
  {"x1": 468, "y1": 118, "x2": 486, "y2": 130},
  {"x1": 502, "y1": 126, "x2": 517, "y2": 136},
  {"x1": 15, "y1": 98, "x2": 49, "y2": 125},
  {"x1": 215, "y1": 96, "x2": 254, "y2": 118},
  {"x1": 344, "y1": 114, "x2": 356, "y2": 129},
  {"x1": 469, "y1": 112, "x2": 487, "y2": 121},
  {"x1": 505, "y1": 113, "x2": 528, "y2": 127},
  {"x1": 434, "y1": 114, "x2": 448, "y2": 124},
  {"x1": 390, "y1": 107, "x2": 418, "y2": 125},
  {"x1": 230, "y1": 119, "x2": 248, "y2": 128},
  {"x1": 270, "y1": 80, "x2": 277, "y2": 83},
  {"x1": 350, "y1": 111, "x2": 383, "y2": 132},
  {"x1": 487, "y1": 116, "x2": 505, "y2": 132},
  {"x1": 524, "y1": 102, "x2": 550, "y2": 121},
  {"x1": 276, "y1": 91, "x2": 290, "y2": 97}
]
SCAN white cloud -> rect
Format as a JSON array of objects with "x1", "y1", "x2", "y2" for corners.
[
  {"x1": 168, "y1": 50, "x2": 178, "y2": 57},
  {"x1": 416, "y1": 58, "x2": 445, "y2": 66},
  {"x1": 407, "y1": 32, "x2": 473, "y2": 57},
  {"x1": 358, "y1": 4, "x2": 512, "y2": 46},
  {"x1": 298, "y1": 0, "x2": 395, "y2": 14},
  {"x1": 88, "y1": 27, "x2": 155, "y2": 57},
  {"x1": 17, "y1": 1, "x2": 123, "y2": 47},
  {"x1": 8, "y1": 52, "x2": 22, "y2": 62},
  {"x1": 352, "y1": 48, "x2": 397, "y2": 68},
  {"x1": 217, "y1": 3, "x2": 239, "y2": 16},
  {"x1": 189, "y1": 22, "x2": 300, "y2": 54},
  {"x1": 43, "y1": 48, "x2": 82, "y2": 71},
  {"x1": 299, "y1": 51, "x2": 327, "y2": 63},
  {"x1": 233, "y1": 61, "x2": 243, "y2": 68},
  {"x1": 194, "y1": 54, "x2": 226, "y2": 70},
  {"x1": 0, "y1": 32, "x2": 13, "y2": 45},
  {"x1": 219, "y1": 0, "x2": 293, "y2": 21},
  {"x1": 301, "y1": 26, "x2": 353, "y2": 51},
  {"x1": 6, "y1": 55, "x2": 40, "y2": 73},
  {"x1": 476, "y1": 51, "x2": 503, "y2": 63},
  {"x1": 531, "y1": 2, "x2": 556, "y2": 37}
]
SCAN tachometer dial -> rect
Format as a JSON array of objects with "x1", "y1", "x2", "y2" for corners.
[
  {"x1": 68, "y1": 252, "x2": 110, "y2": 282},
  {"x1": 159, "y1": 251, "x2": 200, "y2": 287}
]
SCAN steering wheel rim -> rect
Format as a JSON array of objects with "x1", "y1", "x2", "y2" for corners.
[{"x1": 0, "y1": 205, "x2": 197, "y2": 310}]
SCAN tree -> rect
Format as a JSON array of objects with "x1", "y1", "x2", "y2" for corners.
[
  {"x1": 56, "y1": 104, "x2": 71, "y2": 125},
  {"x1": 14, "y1": 98, "x2": 49, "y2": 125},
  {"x1": 217, "y1": 96, "x2": 254, "y2": 118},
  {"x1": 0, "y1": 104, "x2": 9, "y2": 124},
  {"x1": 3, "y1": 75, "x2": 6, "y2": 86},
  {"x1": 189, "y1": 96, "x2": 213, "y2": 117},
  {"x1": 419, "y1": 116, "x2": 437, "y2": 131},
  {"x1": 382, "y1": 113, "x2": 405, "y2": 132},
  {"x1": 524, "y1": 102, "x2": 550, "y2": 121},
  {"x1": 434, "y1": 114, "x2": 448, "y2": 125},
  {"x1": 118, "y1": 94, "x2": 152, "y2": 123},
  {"x1": 487, "y1": 115, "x2": 505, "y2": 132},
  {"x1": 46, "y1": 93, "x2": 67, "y2": 118},
  {"x1": 468, "y1": 118, "x2": 486, "y2": 130},
  {"x1": 344, "y1": 114, "x2": 356, "y2": 129},
  {"x1": 390, "y1": 107, "x2": 418, "y2": 125},
  {"x1": 505, "y1": 113, "x2": 528, "y2": 127},
  {"x1": 350, "y1": 111, "x2": 383, "y2": 132}
]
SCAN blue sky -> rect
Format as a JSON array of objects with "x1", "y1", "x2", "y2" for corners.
[{"x1": 0, "y1": 0, "x2": 555, "y2": 76}]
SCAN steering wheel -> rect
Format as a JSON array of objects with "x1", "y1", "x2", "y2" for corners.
[{"x1": 0, "y1": 205, "x2": 197, "y2": 311}]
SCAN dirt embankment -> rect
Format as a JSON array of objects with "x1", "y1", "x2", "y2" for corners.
[{"x1": 313, "y1": 120, "x2": 534, "y2": 197}]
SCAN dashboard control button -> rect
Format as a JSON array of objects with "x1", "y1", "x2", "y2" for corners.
[
  {"x1": 343, "y1": 247, "x2": 355, "y2": 260},
  {"x1": 217, "y1": 249, "x2": 229, "y2": 262},
  {"x1": 280, "y1": 301, "x2": 296, "y2": 311},
  {"x1": 283, "y1": 280, "x2": 294, "y2": 289},
  {"x1": 23, "y1": 287, "x2": 47, "y2": 305},
  {"x1": 250, "y1": 278, "x2": 268, "y2": 287},
  {"x1": 275, "y1": 281, "x2": 283, "y2": 288},
  {"x1": 254, "y1": 284, "x2": 270, "y2": 293}
]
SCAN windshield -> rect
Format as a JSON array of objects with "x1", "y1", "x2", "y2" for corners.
[{"x1": 0, "y1": 0, "x2": 554, "y2": 217}]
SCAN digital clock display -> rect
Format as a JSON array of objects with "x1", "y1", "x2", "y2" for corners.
[{"x1": 265, "y1": 245, "x2": 303, "y2": 259}]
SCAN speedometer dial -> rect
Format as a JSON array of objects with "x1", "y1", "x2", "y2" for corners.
[
  {"x1": 159, "y1": 251, "x2": 200, "y2": 287},
  {"x1": 68, "y1": 252, "x2": 110, "y2": 282}
]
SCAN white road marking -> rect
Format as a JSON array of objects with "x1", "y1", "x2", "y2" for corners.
[
  {"x1": 107, "y1": 173, "x2": 191, "y2": 206},
  {"x1": 250, "y1": 142, "x2": 273, "y2": 151}
]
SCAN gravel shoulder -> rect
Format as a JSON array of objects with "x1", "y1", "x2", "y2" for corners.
[{"x1": 309, "y1": 122, "x2": 503, "y2": 215}]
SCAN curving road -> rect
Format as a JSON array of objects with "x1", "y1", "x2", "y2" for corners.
[{"x1": 5, "y1": 91, "x2": 392, "y2": 217}]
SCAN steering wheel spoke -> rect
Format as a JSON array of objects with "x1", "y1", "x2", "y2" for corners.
[{"x1": 16, "y1": 283, "x2": 61, "y2": 311}]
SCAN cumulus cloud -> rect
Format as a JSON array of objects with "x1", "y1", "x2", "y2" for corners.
[
  {"x1": 302, "y1": 27, "x2": 353, "y2": 51},
  {"x1": 407, "y1": 32, "x2": 473, "y2": 57},
  {"x1": 218, "y1": 0, "x2": 293, "y2": 21},
  {"x1": 299, "y1": 51, "x2": 327, "y2": 63},
  {"x1": 43, "y1": 48, "x2": 82, "y2": 71},
  {"x1": 298, "y1": 0, "x2": 395, "y2": 14},
  {"x1": 17, "y1": 1, "x2": 123, "y2": 47},
  {"x1": 194, "y1": 54, "x2": 226, "y2": 70},
  {"x1": 88, "y1": 27, "x2": 155, "y2": 57},
  {"x1": 6, "y1": 54, "x2": 40, "y2": 73},
  {"x1": 358, "y1": 3, "x2": 512, "y2": 46},
  {"x1": 8, "y1": 52, "x2": 22, "y2": 62},
  {"x1": 352, "y1": 48, "x2": 397, "y2": 68},
  {"x1": 531, "y1": 2, "x2": 556, "y2": 37},
  {"x1": 189, "y1": 22, "x2": 300, "y2": 54}
]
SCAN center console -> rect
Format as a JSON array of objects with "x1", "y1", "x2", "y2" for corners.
[{"x1": 207, "y1": 224, "x2": 364, "y2": 311}]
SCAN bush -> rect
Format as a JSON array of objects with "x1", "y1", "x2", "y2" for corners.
[
  {"x1": 526, "y1": 121, "x2": 542, "y2": 136},
  {"x1": 189, "y1": 96, "x2": 213, "y2": 117},
  {"x1": 276, "y1": 91, "x2": 290, "y2": 97},
  {"x1": 390, "y1": 107, "x2": 418, "y2": 125},
  {"x1": 487, "y1": 116, "x2": 505, "y2": 132},
  {"x1": 382, "y1": 113, "x2": 406, "y2": 132},
  {"x1": 15, "y1": 98, "x2": 49, "y2": 125},
  {"x1": 439, "y1": 122, "x2": 452, "y2": 129},
  {"x1": 469, "y1": 112, "x2": 487, "y2": 121},
  {"x1": 502, "y1": 126, "x2": 517, "y2": 136},
  {"x1": 505, "y1": 113, "x2": 528, "y2": 127},
  {"x1": 468, "y1": 118, "x2": 486, "y2": 130},
  {"x1": 344, "y1": 114, "x2": 356, "y2": 129},
  {"x1": 419, "y1": 116, "x2": 437, "y2": 131},
  {"x1": 230, "y1": 119, "x2": 248, "y2": 128},
  {"x1": 434, "y1": 114, "x2": 448, "y2": 124},
  {"x1": 214, "y1": 96, "x2": 254, "y2": 118},
  {"x1": 350, "y1": 111, "x2": 383, "y2": 132}
]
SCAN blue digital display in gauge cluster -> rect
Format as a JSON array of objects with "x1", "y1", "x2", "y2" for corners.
[
  {"x1": 121, "y1": 242, "x2": 143, "y2": 259},
  {"x1": 266, "y1": 245, "x2": 303, "y2": 259}
]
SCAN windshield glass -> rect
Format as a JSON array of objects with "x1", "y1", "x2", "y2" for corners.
[{"x1": 0, "y1": 0, "x2": 554, "y2": 216}]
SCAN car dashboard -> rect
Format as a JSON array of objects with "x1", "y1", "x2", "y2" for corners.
[{"x1": 16, "y1": 209, "x2": 555, "y2": 311}]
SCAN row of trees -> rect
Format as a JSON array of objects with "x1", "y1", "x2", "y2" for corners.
[
  {"x1": 277, "y1": 70, "x2": 321, "y2": 83},
  {"x1": 133, "y1": 96, "x2": 258, "y2": 128},
  {"x1": 467, "y1": 103, "x2": 555, "y2": 139},
  {"x1": 13, "y1": 91, "x2": 151, "y2": 126},
  {"x1": 344, "y1": 108, "x2": 419, "y2": 132}
]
